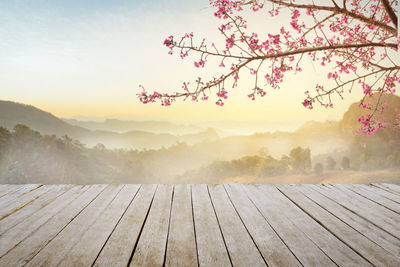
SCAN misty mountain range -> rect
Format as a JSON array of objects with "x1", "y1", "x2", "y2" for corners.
[
  {"x1": 0, "y1": 100, "x2": 218, "y2": 149},
  {"x1": 63, "y1": 118, "x2": 202, "y2": 135},
  {"x1": 1, "y1": 95, "x2": 399, "y2": 184},
  {"x1": 1, "y1": 94, "x2": 399, "y2": 156}
]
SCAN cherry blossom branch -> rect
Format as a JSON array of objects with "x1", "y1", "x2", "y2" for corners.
[
  {"x1": 266, "y1": 0, "x2": 397, "y2": 35},
  {"x1": 139, "y1": 0, "x2": 400, "y2": 135},
  {"x1": 381, "y1": 0, "x2": 398, "y2": 27}
]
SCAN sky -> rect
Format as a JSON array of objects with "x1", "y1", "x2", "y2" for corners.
[{"x1": 0, "y1": 0, "x2": 377, "y2": 125}]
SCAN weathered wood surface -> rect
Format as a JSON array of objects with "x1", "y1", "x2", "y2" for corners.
[{"x1": 0, "y1": 183, "x2": 399, "y2": 266}]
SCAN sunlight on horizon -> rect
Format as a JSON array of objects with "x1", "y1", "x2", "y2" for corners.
[{"x1": 0, "y1": 0, "x2": 377, "y2": 125}]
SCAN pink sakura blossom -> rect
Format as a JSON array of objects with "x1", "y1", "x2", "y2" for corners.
[
  {"x1": 216, "y1": 99, "x2": 224, "y2": 106},
  {"x1": 226, "y1": 34, "x2": 235, "y2": 49},
  {"x1": 357, "y1": 115, "x2": 386, "y2": 135},
  {"x1": 184, "y1": 32, "x2": 194, "y2": 38},
  {"x1": 139, "y1": 0, "x2": 399, "y2": 135},
  {"x1": 194, "y1": 60, "x2": 205, "y2": 68},
  {"x1": 306, "y1": 9, "x2": 316, "y2": 16},
  {"x1": 257, "y1": 87, "x2": 266, "y2": 97},
  {"x1": 163, "y1": 36, "x2": 173, "y2": 47},
  {"x1": 268, "y1": 9, "x2": 279, "y2": 17},
  {"x1": 302, "y1": 99, "x2": 313, "y2": 109},
  {"x1": 217, "y1": 90, "x2": 228, "y2": 99},
  {"x1": 327, "y1": 72, "x2": 338, "y2": 79},
  {"x1": 161, "y1": 99, "x2": 171, "y2": 106},
  {"x1": 291, "y1": 10, "x2": 300, "y2": 20}
]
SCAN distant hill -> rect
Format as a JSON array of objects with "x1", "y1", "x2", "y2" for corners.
[
  {"x1": 0, "y1": 100, "x2": 219, "y2": 149},
  {"x1": 2, "y1": 94, "x2": 399, "y2": 154},
  {"x1": 295, "y1": 120, "x2": 340, "y2": 136},
  {"x1": 0, "y1": 100, "x2": 89, "y2": 137},
  {"x1": 63, "y1": 118, "x2": 201, "y2": 135}
]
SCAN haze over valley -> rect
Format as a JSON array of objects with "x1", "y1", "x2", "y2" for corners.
[{"x1": 1, "y1": 95, "x2": 399, "y2": 184}]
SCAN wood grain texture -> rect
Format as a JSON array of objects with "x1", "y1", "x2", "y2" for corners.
[
  {"x1": 0, "y1": 185, "x2": 106, "y2": 266},
  {"x1": 26, "y1": 185, "x2": 123, "y2": 267},
  {"x1": 209, "y1": 184, "x2": 266, "y2": 267},
  {"x1": 314, "y1": 184, "x2": 400, "y2": 239},
  {"x1": 94, "y1": 184, "x2": 157, "y2": 266},
  {"x1": 0, "y1": 184, "x2": 41, "y2": 207},
  {"x1": 343, "y1": 184, "x2": 400, "y2": 213},
  {"x1": 225, "y1": 184, "x2": 301, "y2": 267},
  {"x1": 0, "y1": 183, "x2": 399, "y2": 266},
  {"x1": 165, "y1": 184, "x2": 198, "y2": 267},
  {"x1": 0, "y1": 185, "x2": 53, "y2": 220},
  {"x1": 242, "y1": 184, "x2": 336, "y2": 266},
  {"x1": 0, "y1": 185, "x2": 73, "y2": 235},
  {"x1": 380, "y1": 183, "x2": 400, "y2": 194},
  {"x1": 0, "y1": 185, "x2": 21, "y2": 198},
  {"x1": 362, "y1": 184, "x2": 400, "y2": 204},
  {"x1": 274, "y1": 184, "x2": 371, "y2": 266},
  {"x1": 297, "y1": 184, "x2": 400, "y2": 258},
  {"x1": 58, "y1": 184, "x2": 140, "y2": 266},
  {"x1": 192, "y1": 184, "x2": 232, "y2": 267},
  {"x1": 129, "y1": 184, "x2": 173, "y2": 267},
  {"x1": 0, "y1": 185, "x2": 90, "y2": 258},
  {"x1": 278, "y1": 184, "x2": 400, "y2": 266}
]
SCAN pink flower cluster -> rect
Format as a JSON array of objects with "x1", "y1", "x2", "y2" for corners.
[
  {"x1": 163, "y1": 36, "x2": 173, "y2": 47},
  {"x1": 357, "y1": 115, "x2": 386, "y2": 135},
  {"x1": 194, "y1": 60, "x2": 205, "y2": 68},
  {"x1": 217, "y1": 90, "x2": 228, "y2": 99},
  {"x1": 138, "y1": 0, "x2": 399, "y2": 136}
]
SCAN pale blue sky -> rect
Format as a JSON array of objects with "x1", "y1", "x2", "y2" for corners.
[{"x1": 0, "y1": 0, "x2": 370, "y2": 124}]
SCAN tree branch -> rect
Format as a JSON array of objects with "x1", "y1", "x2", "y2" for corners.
[
  {"x1": 266, "y1": 0, "x2": 397, "y2": 35},
  {"x1": 381, "y1": 0, "x2": 398, "y2": 28},
  {"x1": 253, "y1": 42, "x2": 397, "y2": 60}
]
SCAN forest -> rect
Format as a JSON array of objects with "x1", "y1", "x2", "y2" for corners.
[{"x1": 1, "y1": 122, "x2": 399, "y2": 184}]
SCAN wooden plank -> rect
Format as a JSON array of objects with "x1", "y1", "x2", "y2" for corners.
[
  {"x1": 0, "y1": 185, "x2": 89, "y2": 258},
  {"x1": 0, "y1": 185, "x2": 55, "y2": 220},
  {"x1": 316, "y1": 184, "x2": 400, "y2": 239},
  {"x1": 362, "y1": 184, "x2": 400, "y2": 204},
  {"x1": 372, "y1": 183, "x2": 400, "y2": 195},
  {"x1": 129, "y1": 184, "x2": 173, "y2": 267},
  {"x1": 0, "y1": 184, "x2": 9, "y2": 192},
  {"x1": 242, "y1": 184, "x2": 336, "y2": 266},
  {"x1": 312, "y1": 185, "x2": 400, "y2": 238},
  {"x1": 344, "y1": 184, "x2": 400, "y2": 213},
  {"x1": 26, "y1": 185, "x2": 123, "y2": 267},
  {"x1": 278, "y1": 184, "x2": 400, "y2": 266},
  {"x1": 224, "y1": 184, "x2": 301, "y2": 267},
  {"x1": 191, "y1": 184, "x2": 231, "y2": 267},
  {"x1": 381, "y1": 183, "x2": 400, "y2": 194},
  {"x1": 0, "y1": 185, "x2": 106, "y2": 266},
  {"x1": 0, "y1": 184, "x2": 23, "y2": 192},
  {"x1": 0, "y1": 185, "x2": 21, "y2": 198},
  {"x1": 0, "y1": 184, "x2": 41, "y2": 207},
  {"x1": 93, "y1": 184, "x2": 157, "y2": 266},
  {"x1": 208, "y1": 184, "x2": 266, "y2": 266},
  {"x1": 58, "y1": 184, "x2": 140, "y2": 266},
  {"x1": 0, "y1": 185, "x2": 73, "y2": 235},
  {"x1": 335, "y1": 184, "x2": 400, "y2": 221},
  {"x1": 165, "y1": 184, "x2": 197, "y2": 267},
  {"x1": 263, "y1": 184, "x2": 369, "y2": 266},
  {"x1": 298, "y1": 184, "x2": 400, "y2": 258}
]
